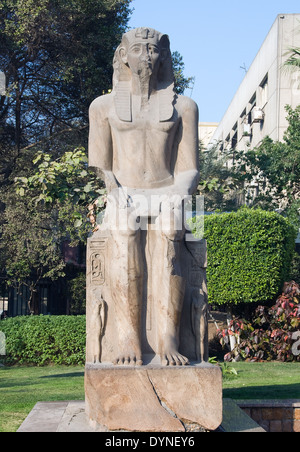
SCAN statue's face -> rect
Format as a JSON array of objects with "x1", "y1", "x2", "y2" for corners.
[{"x1": 122, "y1": 40, "x2": 161, "y2": 78}]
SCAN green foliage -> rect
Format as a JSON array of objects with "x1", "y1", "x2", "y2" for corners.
[
  {"x1": 0, "y1": 149, "x2": 106, "y2": 302},
  {"x1": 14, "y1": 148, "x2": 105, "y2": 243},
  {"x1": 284, "y1": 47, "x2": 300, "y2": 71},
  {"x1": 208, "y1": 356, "x2": 238, "y2": 379},
  {"x1": 0, "y1": 315, "x2": 86, "y2": 365},
  {"x1": 191, "y1": 207, "x2": 297, "y2": 306},
  {"x1": 289, "y1": 252, "x2": 300, "y2": 284},
  {"x1": 235, "y1": 105, "x2": 300, "y2": 228},
  {"x1": 0, "y1": 0, "x2": 132, "y2": 150},
  {"x1": 0, "y1": 0, "x2": 132, "y2": 296},
  {"x1": 218, "y1": 281, "x2": 300, "y2": 362},
  {"x1": 198, "y1": 144, "x2": 244, "y2": 212},
  {"x1": 67, "y1": 273, "x2": 86, "y2": 315},
  {"x1": 172, "y1": 51, "x2": 194, "y2": 95},
  {"x1": 0, "y1": 188, "x2": 66, "y2": 297}
]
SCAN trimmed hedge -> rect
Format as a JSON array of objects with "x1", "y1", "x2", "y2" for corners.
[
  {"x1": 192, "y1": 207, "x2": 297, "y2": 306},
  {"x1": 0, "y1": 315, "x2": 86, "y2": 366}
]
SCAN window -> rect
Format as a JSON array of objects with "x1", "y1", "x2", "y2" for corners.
[
  {"x1": 249, "y1": 93, "x2": 256, "y2": 107},
  {"x1": 259, "y1": 74, "x2": 268, "y2": 108},
  {"x1": 225, "y1": 134, "x2": 230, "y2": 150},
  {"x1": 248, "y1": 93, "x2": 256, "y2": 124},
  {"x1": 231, "y1": 131, "x2": 238, "y2": 150}
]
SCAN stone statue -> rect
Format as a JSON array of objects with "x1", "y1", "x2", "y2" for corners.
[
  {"x1": 85, "y1": 27, "x2": 223, "y2": 433},
  {"x1": 88, "y1": 27, "x2": 201, "y2": 367}
]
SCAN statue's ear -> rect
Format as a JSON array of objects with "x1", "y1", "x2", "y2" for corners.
[{"x1": 119, "y1": 47, "x2": 128, "y2": 65}]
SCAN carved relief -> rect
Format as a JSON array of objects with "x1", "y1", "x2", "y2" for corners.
[
  {"x1": 89, "y1": 289, "x2": 107, "y2": 364},
  {"x1": 191, "y1": 289, "x2": 208, "y2": 362},
  {"x1": 91, "y1": 252, "x2": 105, "y2": 285}
]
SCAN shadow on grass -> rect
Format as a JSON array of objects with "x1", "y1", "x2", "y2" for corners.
[
  {"x1": 223, "y1": 383, "x2": 300, "y2": 400},
  {"x1": 39, "y1": 372, "x2": 84, "y2": 379}
]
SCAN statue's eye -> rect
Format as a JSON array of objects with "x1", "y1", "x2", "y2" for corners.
[
  {"x1": 149, "y1": 46, "x2": 159, "y2": 54},
  {"x1": 131, "y1": 45, "x2": 141, "y2": 54}
]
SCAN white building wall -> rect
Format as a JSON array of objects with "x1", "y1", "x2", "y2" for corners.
[
  {"x1": 199, "y1": 122, "x2": 218, "y2": 149},
  {"x1": 210, "y1": 14, "x2": 300, "y2": 152}
]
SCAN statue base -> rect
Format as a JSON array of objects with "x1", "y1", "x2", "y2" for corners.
[{"x1": 85, "y1": 361, "x2": 222, "y2": 432}]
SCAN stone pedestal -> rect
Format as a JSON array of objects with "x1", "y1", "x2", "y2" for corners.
[{"x1": 85, "y1": 363, "x2": 222, "y2": 432}]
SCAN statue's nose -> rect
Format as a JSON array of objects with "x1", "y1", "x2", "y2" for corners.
[{"x1": 140, "y1": 45, "x2": 151, "y2": 61}]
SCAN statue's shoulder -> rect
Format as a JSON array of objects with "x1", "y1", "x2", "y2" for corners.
[
  {"x1": 175, "y1": 95, "x2": 198, "y2": 117},
  {"x1": 89, "y1": 93, "x2": 114, "y2": 118}
]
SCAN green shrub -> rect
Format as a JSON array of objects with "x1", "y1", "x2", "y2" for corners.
[
  {"x1": 192, "y1": 207, "x2": 297, "y2": 306},
  {"x1": 0, "y1": 315, "x2": 86, "y2": 366}
]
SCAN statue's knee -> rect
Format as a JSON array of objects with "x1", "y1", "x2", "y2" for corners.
[
  {"x1": 162, "y1": 226, "x2": 185, "y2": 241},
  {"x1": 115, "y1": 209, "x2": 142, "y2": 237},
  {"x1": 117, "y1": 225, "x2": 140, "y2": 239}
]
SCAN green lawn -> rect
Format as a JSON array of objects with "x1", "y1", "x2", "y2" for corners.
[
  {"x1": 223, "y1": 361, "x2": 300, "y2": 400},
  {"x1": 0, "y1": 362, "x2": 299, "y2": 432},
  {"x1": 0, "y1": 365, "x2": 84, "y2": 432}
]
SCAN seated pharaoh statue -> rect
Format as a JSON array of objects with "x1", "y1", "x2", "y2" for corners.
[{"x1": 87, "y1": 27, "x2": 208, "y2": 368}]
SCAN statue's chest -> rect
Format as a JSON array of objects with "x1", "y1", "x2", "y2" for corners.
[{"x1": 109, "y1": 115, "x2": 180, "y2": 141}]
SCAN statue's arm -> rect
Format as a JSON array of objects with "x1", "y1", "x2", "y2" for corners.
[
  {"x1": 173, "y1": 97, "x2": 200, "y2": 196},
  {"x1": 88, "y1": 95, "x2": 119, "y2": 193}
]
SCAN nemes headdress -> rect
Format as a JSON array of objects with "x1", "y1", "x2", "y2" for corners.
[{"x1": 113, "y1": 27, "x2": 175, "y2": 122}]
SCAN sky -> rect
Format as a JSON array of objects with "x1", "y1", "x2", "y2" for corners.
[{"x1": 128, "y1": 0, "x2": 300, "y2": 122}]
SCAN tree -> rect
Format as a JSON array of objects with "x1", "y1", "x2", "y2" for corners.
[
  {"x1": 0, "y1": 0, "x2": 133, "y2": 187},
  {"x1": 0, "y1": 190, "x2": 66, "y2": 313},
  {"x1": 172, "y1": 51, "x2": 194, "y2": 95},
  {"x1": 236, "y1": 105, "x2": 300, "y2": 227},
  {"x1": 14, "y1": 148, "x2": 105, "y2": 242},
  {"x1": 0, "y1": 0, "x2": 133, "y2": 308},
  {"x1": 284, "y1": 47, "x2": 300, "y2": 71},
  {"x1": 0, "y1": 149, "x2": 104, "y2": 312},
  {"x1": 197, "y1": 143, "x2": 244, "y2": 212}
]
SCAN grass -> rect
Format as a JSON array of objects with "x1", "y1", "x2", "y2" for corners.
[
  {"x1": 0, "y1": 361, "x2": 299, "y2": 432},
  {"x1": 0, "y1": 365, "x2": 84, "y2": 432},
  {"x1": 222, "y1": 361, "x2": 300, "y2": 400}
]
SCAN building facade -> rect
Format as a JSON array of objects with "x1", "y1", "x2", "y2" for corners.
[
  {"x1": 199, "y1": 122, "x2": 218, "y2": 150},
  {"x1": 210, "y1": 14, "x2": 300, "y2": 153}
]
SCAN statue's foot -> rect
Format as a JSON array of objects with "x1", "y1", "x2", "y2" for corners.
[
  {"x1": 160, "y1": 336, "x2": 189, "y2": 366},
  {"x1": 160, "y1": 348, "x2": 189, "y2": 367},
  {"x1": 113, "y1": 353, "x2": 143, "y2": 366},
  {"x1": 113, "y1": 336, "x2": 143, "y2": 366}
]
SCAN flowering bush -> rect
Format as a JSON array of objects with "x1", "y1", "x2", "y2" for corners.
[{"x1": 217, "y1": 281, "x2": 300, "y2": 362}]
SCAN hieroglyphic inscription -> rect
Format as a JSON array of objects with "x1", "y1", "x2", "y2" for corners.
[
  {"x1": 91, "y1": 252, "x2": 105, "y2": 285},
  {"x1": 90, "y1": 239, "x2": 107, "y2": 285}
]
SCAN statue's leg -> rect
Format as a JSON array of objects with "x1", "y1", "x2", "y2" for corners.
[
  {"x1": 110, "y1": 210, "x2": 143, "y2": 366},
  {"x1": 155, "y1": 205, "x2": 189, "y2": 366}
]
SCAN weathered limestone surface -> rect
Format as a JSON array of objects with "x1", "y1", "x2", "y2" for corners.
[
  {"x1": 85, "y1": 26, "x2": 222, "y2": 432},
  {"x1": 86, "y1": 229, "x2": 208, "y2": 365},
  {"x1": 85, "y1": 364, "x2": 222, "y2": 432}
]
